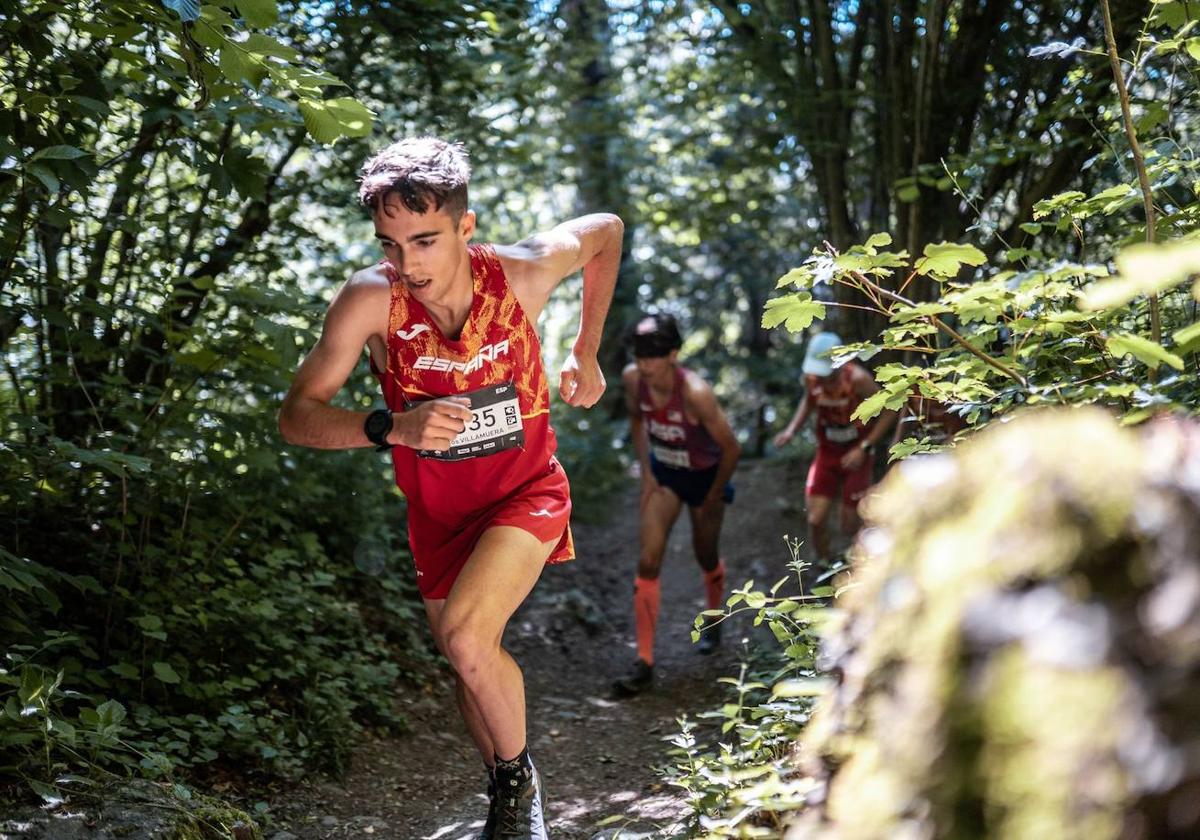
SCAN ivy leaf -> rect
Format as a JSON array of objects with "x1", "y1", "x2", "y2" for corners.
[
  {"x1": 761, "y1": 293, "x2": 826, "y2": 333},
  {"x1": 914, "y1": 242, "x2": 987, "y2": 279},
  {"x1": 236, "y1": 0, "x2": 277, "y2": 27},
  {"x1": 161, "y1": 0, "x2": 200, "y2": 22},
  {"x1": 152, "y1": 662, "x2": 181, "y2": 684},
  {"x1": 1106, "y1": 333, "x2": 1185, "y2": 371}
]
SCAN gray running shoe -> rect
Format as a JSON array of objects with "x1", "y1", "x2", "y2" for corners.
[{"x1": 494, "y1": 763, "x2": 547, "y2": 839}]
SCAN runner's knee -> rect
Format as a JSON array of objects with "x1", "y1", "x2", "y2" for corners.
[
  {"x1": 637, "y1": 553, "x2": 664, "y2": 580},
  {"x1": 441, "y1": 619, "x2": 498, "y2": 681}
]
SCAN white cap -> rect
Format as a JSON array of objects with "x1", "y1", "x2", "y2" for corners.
[{"x1": 802, "y1": 331, "x2": 843, "y2": 377}]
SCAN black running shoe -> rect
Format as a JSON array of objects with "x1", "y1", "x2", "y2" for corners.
[
  {"x1": 494, "y1": 763, "x2": 547, "y2": 839},
  {"x1": 697, "y1": 623, "x2": 721, "y2": 655},
  {"x1": 480, "y1": 768, "x2": 497, "y2": 839},
  {"x1": 611, "y1": 659, "x2": 653, "y2": 697}
]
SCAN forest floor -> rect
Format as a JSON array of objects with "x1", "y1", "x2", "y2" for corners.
[{"x1": 268, "y1": 456, "x2": 811, "y2": 840}]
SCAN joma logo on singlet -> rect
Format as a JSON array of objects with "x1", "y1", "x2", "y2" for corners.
[
  {"x1": 414, "y1": 340, "x2": 511, "y2": 373},
  {"x1": 648, "y1": 418, "x2": 686, "y2": 443},
  {"x1": 396, "y1": 324, "x2": 431, "y2": 341}
]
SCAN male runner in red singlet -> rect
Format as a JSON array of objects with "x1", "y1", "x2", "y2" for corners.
[
  {"x1": 612, "y1": 314, "x2": 741, "y2": 697},
  {"x1": 891, "y1": 388, "x2": 967, "y2": 448},
  {"x1": 278, "y1": 137, "x2": 622, "y2": 840},
  {"x1": 773, "y1": 331, "x2": 896, "y2": 575}
]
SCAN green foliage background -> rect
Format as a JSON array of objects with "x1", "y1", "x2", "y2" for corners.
[{"x1": 3, "y1": 0, "x2": 1200, "y2": 830}]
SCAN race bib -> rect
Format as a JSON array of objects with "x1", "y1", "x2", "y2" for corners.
[
  {"x1": 824, "y1": 424, "x2": 859, "y2": 444},
  {"x1": 417, "y1": 382, "x2": 524, "y2": 461},
  {"x1": 651, "y1": 443, "x2": 692, "y2": 470}
]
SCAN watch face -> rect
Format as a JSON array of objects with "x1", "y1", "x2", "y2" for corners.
[{"x1": 367, "y1": 411, "x2": 390, "y2": 438}]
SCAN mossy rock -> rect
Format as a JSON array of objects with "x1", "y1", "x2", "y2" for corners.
[
  {"x1": 0, "y1": 779, "x2": 261, "y2": 839},
  {"x1": 788, "y1": 409, "x2": 1200, "y2": 840}
]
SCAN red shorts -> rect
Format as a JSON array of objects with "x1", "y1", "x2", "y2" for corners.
[
  {"x1": 805, "y1": 446, "x2": 873, "y2": 505},
  {"x1": 406, "y1": 462, "x2": 574, "y2": 600}
]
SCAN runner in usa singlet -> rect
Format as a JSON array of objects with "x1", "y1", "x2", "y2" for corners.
[
  {"x1": 373, "y1": 243, "x2": 573, "y2": 599},
  {"x1": 638, "y1": 366, "x2": 721, "y2": 471}
]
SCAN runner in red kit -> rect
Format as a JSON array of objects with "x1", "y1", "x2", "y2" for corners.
[
  {"x1": 612, "y1": 314, "x2": 740, "y2": 697},
  {"x1": 279, "y1": 137, "x2": 622, "y2": 840},
  {"x1": 773, "y1": 332, "x2": 896, "y2": 576}
]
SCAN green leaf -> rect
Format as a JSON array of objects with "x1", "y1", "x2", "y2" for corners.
[
  {"x1": 1083, "y1": 238, "x2": 1200, "y2": 310},
  {"x1": 1019, "y1": 222, "x2": 1042, "y2": 235},
  {"x1": 243, "y1": 33, "x2": 300, "y2": 61},
  {"x1": 96, "y1": 699, "x2": 127, "y2": 725},
  {"x1": 152, "y1": 662, "x2": 181, "y2": 684},
  {"x1": 864, "y1": 232, "x2": 892, "y2": 250},
  {"x1": 851, "y1": 389, "x2": 889, "y2": 424},
  {"x1": 324, "y1": 97, "x2": 374, "y2": 138},
  {"x1": 30, "y1": 145, "x2": 88, "y2": 162},
  {"x1": 1107, "y1": 332, "x2": 1185, "y2": 371},
  {"x1": 761, "y1": 293, "x2": 827, "y2": 333},
  {"x1": 220, "y1": 45, "x2": 266, "y2": 88},
  {"x1": 771, "y1": 678, "x2": 829, "y2": 698},
  {"x1": 889, "y1": 301, "x2": 953, "y2": 323},
  {"x1": 298, "y1": 99, "x2": 342, "y2": 144},
  {"x1": 775, "y1": 266, "x2": 813, "y2": 289},
  {"x1": 236, "y1": 0, "x2": 278, "y2": 27},
  {"x1": 26, "y1": 164, "x2": 60, "y2": 193},
  {"x1": 1187, "y1": 37, "x2": 1200, "y2": 61},
  {"x1": 914, "y1": 242, "x2": 987, "y2": 279},
  {"x1": 1172, "y1": 320, "x2": 1200, "y2": 353}
]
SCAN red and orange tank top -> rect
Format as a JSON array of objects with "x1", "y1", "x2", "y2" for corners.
[
  {"x1": 637, "y1": 366, "x2": 721, "y2": 471},
  {"x1": 374, "y1": 244, "x2": 559, "y2": 525},
  {"x1": 804, "y1": 363, "x2": 867, "y2": 451}
]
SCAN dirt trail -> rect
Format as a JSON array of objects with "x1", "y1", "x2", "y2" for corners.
[{"x1": 272, "y1": 458, "x2": 805, "y2": 840}]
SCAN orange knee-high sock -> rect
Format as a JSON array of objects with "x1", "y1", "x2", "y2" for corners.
[
  {"x1": 634, "y1": 576, "x2": 660, "y2": 666},
  {"x1": 703, "y1": 560, "x2": 726, "y2": 610}
]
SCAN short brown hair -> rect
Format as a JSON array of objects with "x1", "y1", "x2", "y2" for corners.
[{"x1": 358, "y1": 137, "x2": 470, "y2": 221}]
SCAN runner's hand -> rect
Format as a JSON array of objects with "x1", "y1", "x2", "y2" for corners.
[
  {"x1": 840, "y1": 446, "x2": 865, "y2": 470},
  {"x1": 390, "y1": 397, "x2": 472, "y2": 452},
  {"x1": 773, "y1": 429, "x2": 794, "y2": 449},
  {"x1": 559, "y1": 351, "x2": 605, "y2": 408},
  {"x1": 697, "y1": 490, "x2": 724, "y2": 516}
]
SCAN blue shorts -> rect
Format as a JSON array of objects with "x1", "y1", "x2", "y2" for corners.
[{"x1": 649, "y1": 456, "x2": 735, "y2": 508}]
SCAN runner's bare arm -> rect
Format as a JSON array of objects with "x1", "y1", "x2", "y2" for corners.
[
  {"x1": 623, "y1": 365, "x2": 654, "y2": 483},
  {"x1": 686, "y1": 376, "x2": 741, "y2": 507},
  {"x1": 498, "y1": 213, "x2": 624, "y2": 409},
  {"x1": 279, "y1": 271, "x2": 471, "y2": 450},
  {"x1": 773, "y1": 389, "x2": 812, "y2": 448}
]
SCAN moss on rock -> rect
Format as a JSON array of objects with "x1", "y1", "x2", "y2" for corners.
[{"x1": 788, "y1": 409, "x2": 1200, "y2": 840}]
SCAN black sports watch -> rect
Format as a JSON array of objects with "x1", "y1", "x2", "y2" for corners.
[{"x1": 364, "y1": 409, "x2": 394, "y2": 452}]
